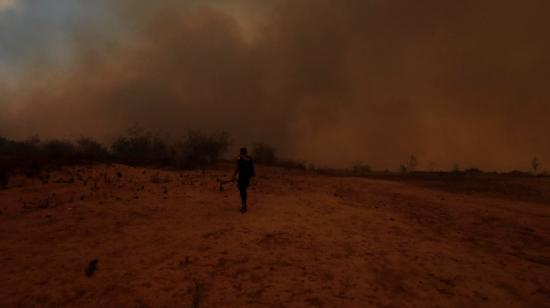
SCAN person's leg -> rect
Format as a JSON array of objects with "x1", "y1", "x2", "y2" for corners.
[
  {"x1": 239, "y1": 186, "x2": 247, "y2": 207},
  {"x1": 238, "y1": 178, "x2": 249, "y2": 213}
]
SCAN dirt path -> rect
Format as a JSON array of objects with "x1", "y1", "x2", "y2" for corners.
[{"x1": 1, "y1": 164, "x2": 549, "y2": 307}]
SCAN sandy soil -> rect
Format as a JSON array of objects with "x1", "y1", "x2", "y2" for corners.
[{"x1": 1, "y1": 164, "x2": 549, "y2": 307}]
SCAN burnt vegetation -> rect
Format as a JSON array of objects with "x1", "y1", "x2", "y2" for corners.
[
  {"x1": 252, "y1": 142, "x2": 306, "y2": 170},
  {"x1": 252, "y1": 143, "x2": 277, "y2": 164},
  {"x1": 0, "y1": 130, "x2": 230, "y2": 186},
  {"x1": 0, "y1": 134, "x2": 547, "y2": 190}
]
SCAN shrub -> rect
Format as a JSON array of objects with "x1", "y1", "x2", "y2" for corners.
[
  {"x1": 532, "y1": 157, "x2": 541, "y2": 174},
  {"x1": 42, "y1": 140, "x2": 77, "y2": 163},
  {"x1": 175, "y1": 131, "x2": 230, "y2": 169},
  {"x1": 0, "y1": 137, "x2": 45, "y2": 176},
  {"x1": 505, "y1": 170, "x2": 531, "y2": 177},
  {"x1": 464, "y1": 168, "x2": 482, "y2": 175},
  {"x1": 0, "y1": 130, "x2": 231, "y2": 172},
  {"x1": 76, "y1": 138, "x2": 109, "y2": 162},
  {"x1": 252, "y1": 143, "x2": 277, "y2": 164},
  {"x1": 111, "y1": 136, "x2": 146, "y2": 165},
  {"x1": 407, "y1": 155, "x2": 418, "y2": 172},
  {"x1": 275, "y1": 159, "x2": 307, "y2": 170},
  {"x1": 451, "y1": 163, "x2": 461, "y2": 175},
  {"x1": 111, "y1": 131, "x2": 170, "y2": 166},
  {"x1": 352, "y1": 163, "x2": 372, "y2": 176},
  {"x1": 0, "y1": 136, "x2": 40, "y2": 164}
]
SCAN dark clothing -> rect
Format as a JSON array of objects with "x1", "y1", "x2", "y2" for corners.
[
  {"x1": 237, "y1": 156, "x2": 254, "y2": 207},
  {"x1": 239, "y1": 182, "x2": 248, "y2": 206},
  {"x1": 237, "y1": 157, "x2": 255, "y2": 181},
  {"x1": 238, "y1": 175, "x2": 250, "y2": 189}
]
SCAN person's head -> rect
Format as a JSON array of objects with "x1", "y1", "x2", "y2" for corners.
[{"x1": 240, "y1": 147, "x2": 248, "y2": 155}]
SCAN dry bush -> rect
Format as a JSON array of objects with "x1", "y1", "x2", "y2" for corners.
[
  {"x1": 174, "y1": 131, "x2": 230, "y2": 169},
  {"x1": 1, "y1": 130, "x2": 230, "y2": 173},
  {"x1": 0, "y1": 136, "x2": 105, "y2": 176},
  {"x1": 464, "y1": 168, "x2": 483, "y2": 175},
  {"x1": 250, "y1": 142, "x2": 309, "y2": 170},
  {"x1": 352, "y1": 163, "x2": 372, "y2": 176},
  {"x1": 76, "y1": 138, "x2": 109, "y2": 163},
  {"x1": 111, "y1": 129, "x2": 230, "y2": 169},
  {"x1": 274, "y1": 159, "x2": 307, "y2": 170},
  {"x1": 252, "y1": 143, "x2": 277, "y2": 164},
  {"x1": 0, "y1": 136, "x2": 41, "y2": 167},
  {"x1": 407, "y1": 155, "x2": 418, "y2": 172},
  {"x1": 1, "y1": 136, "x2": 44, "y2": 176},
  {"x1": 504, "y1": 170, "x2": 531, "y2": 177},
  {"x1": 532, "y1": 157, "x2": 541, "y2": 174},
  {"x1": 42, "y1": 139, "x2": 78, "y2": 164},
  {"x1": 111, "y1": 130, "x2": 170, "y2": 166}
]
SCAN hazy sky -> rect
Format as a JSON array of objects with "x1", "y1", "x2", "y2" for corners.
[
  {"x1": 0, "y1": 0, "x2": 17, "y2": 12},
  {"x1": 1, "y1": 0, "x2": 549, "y2": 171}
]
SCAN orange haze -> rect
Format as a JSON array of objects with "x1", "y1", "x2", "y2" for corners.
[{"x1": 1, "y1": 0, "x2": 549, "y2": 170}]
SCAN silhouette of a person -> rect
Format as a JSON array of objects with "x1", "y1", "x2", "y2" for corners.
[{"x1": 232, "y1": 147, "x2": 255, "y2": 213}]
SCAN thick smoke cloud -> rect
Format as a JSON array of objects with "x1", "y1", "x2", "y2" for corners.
[{"x1": 1, "y1": 0, "x2": 549, "y2": 170}]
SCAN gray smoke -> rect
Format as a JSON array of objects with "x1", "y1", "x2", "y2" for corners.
[{"x1": 1, "y1": 0, "x2": 549, "y2": 170}]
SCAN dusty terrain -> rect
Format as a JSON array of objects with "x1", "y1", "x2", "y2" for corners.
[{"x1": 1, "y1": 164, "x2": 549, "y2": 307}]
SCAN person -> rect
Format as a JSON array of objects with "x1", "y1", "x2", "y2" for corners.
[{"x1": 232, "y1": 147, "x2": 255, "y2": 213}]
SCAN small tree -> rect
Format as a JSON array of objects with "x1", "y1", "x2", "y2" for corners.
[
  {"x1": 407, "y1": 155, "x2": 418, "y2": 172},
  {"x1": 450, "y1": 163, "x2": 461, "y2": 175},
  {"x1": 177, "y1": 131, "x2": 230, "y2": 169},
  {"x1": 532, "y1": 157, "x2": 541, "y2": 174},
  {"x1": 76, "y1": 138, "x2": 109, "y2": 162},
  {"x1": 111, "y1": 130, "x2": 170, "y2": 166},
  {"x1": 42, "y1": 140, "x2": 77, "y2": 163}
]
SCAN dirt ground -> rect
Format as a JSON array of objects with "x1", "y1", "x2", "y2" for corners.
[{"x1": 1, "y1": 164, "x2": 549, "y2": 307}]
